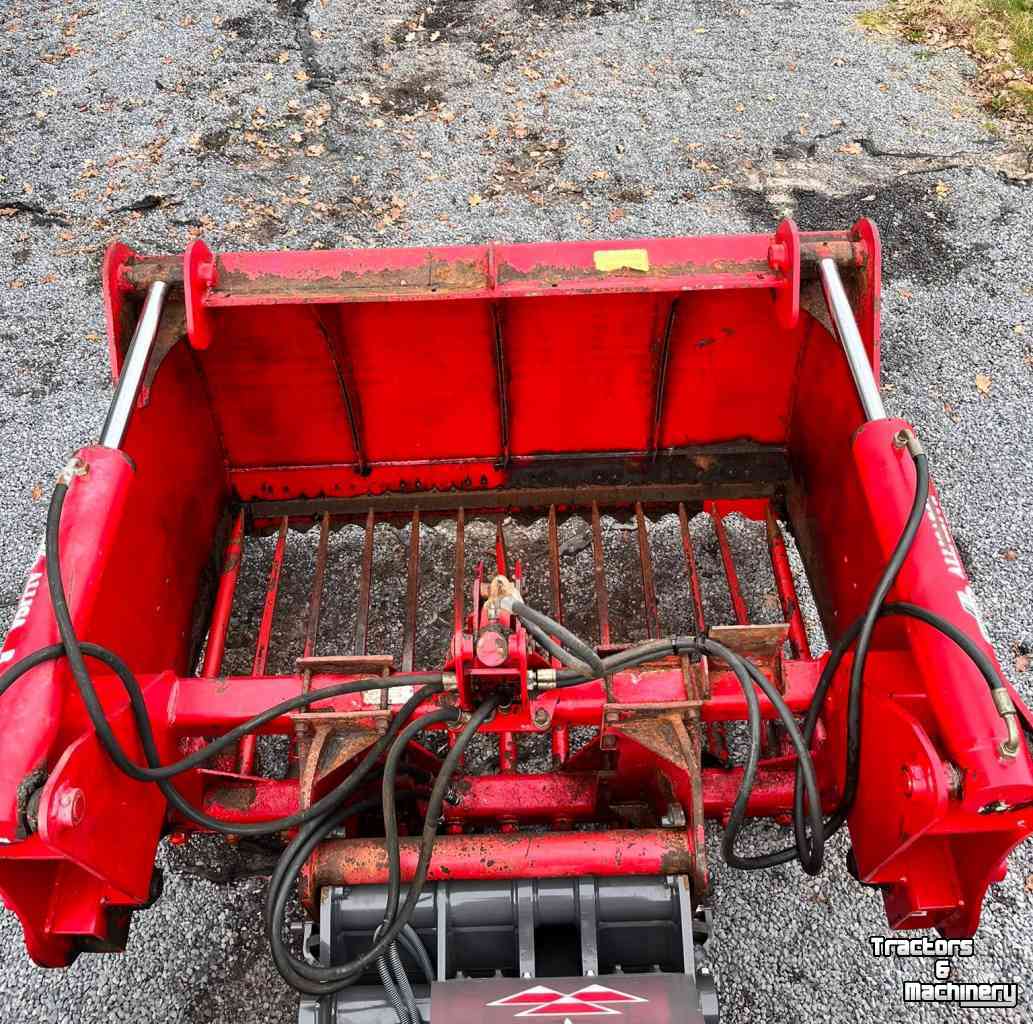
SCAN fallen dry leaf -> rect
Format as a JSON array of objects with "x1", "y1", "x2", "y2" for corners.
[
  {"x1": 839, "y1": 142, "x2": 862, "y2": 155},
  {"x1": 975, "y1": 372, "x2": 992, "y2": 396},
  {"x1": 468, "y1": 194, "x2": 482, "y2": 207},
  {"x1": 1016, "y1": 654, "x2": 1031, "y2": 674},
  {"x1": 608, "y1": 207, "x2": 625, "y2": 223},
  {"x1": 31, "y1": 484, "x2": 43, "y2": 501},
  {"x1": 1002, "y1": 549, "x2": 1018, "y2": 561}
]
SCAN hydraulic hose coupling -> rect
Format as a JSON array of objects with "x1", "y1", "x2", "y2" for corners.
[
  {"x1": 993, "y1": 688, "x2": 1022, "y2": 760},
  {"x1": 57, "y1": 456, "x2": 88, "y2": 486},
  {"x1": 486, "y1": 574, "x2": 521, "y2": 620},
  {"x1": 893, "y1": 427, "x2": 925, "y2": 458}
]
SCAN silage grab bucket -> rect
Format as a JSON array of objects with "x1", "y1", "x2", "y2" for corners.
[{"x1": 0, "y1": 221, "x2": 1031, "y2": 974}]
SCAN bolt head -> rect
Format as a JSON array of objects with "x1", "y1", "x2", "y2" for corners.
[
  {"x1": 476, "y1": 628, "x2": 509, "y2": 667},
  {"x1": 53, "y1": 786, "x2": 85, "y2": 829}
]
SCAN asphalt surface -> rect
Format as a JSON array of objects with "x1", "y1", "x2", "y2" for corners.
[{"x1": 1, "y1": 1, "x2": 1032, "y2": 1022}]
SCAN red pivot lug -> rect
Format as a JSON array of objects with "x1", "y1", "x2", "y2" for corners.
[{"x1": 767, "y1": 242, "x2": 789, "y2": 273}]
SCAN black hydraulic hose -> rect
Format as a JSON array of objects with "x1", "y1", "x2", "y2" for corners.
[
  {"x1": 786, "y1": 602, "x2": 1020, "y2": 844},
  {"x1": 711, "y1": 640, "x2": 825, "y2": 874},
  {"x1": 261, "y1": 687, "x2": 442, "y2": 943},
  {"x1": 551, "y1": 637, "x2": 695, "y2": 687},
  {"x1": 0, "y1": 479, "x2": 448, "y2": 836},
  {"x1": 388, "y1": 940, "x2": 422, "y2": 1024},
  {"x1": 0, "y1": 630, "x2": 441, "y2": 838},
  {"x1": 399, "y1": 923, "x2": 435, "y2": 988},
  {"x1": 0, "y1": 638, "x2": 439, "y2": 784},
  {"x1": 548, "y1": 631, "x2": 825, "y2": 872},
  {"x1": 508, "y1": 600, "x2": 606, "y2": 678},
  {"x1": 38, "y1": 481, "x2": 444, "y2": 784},
  {"x1": 267, "y1": 698, "x2": 500, "y2": 995},
  {"x1": 375, "y1": 930, "x2": 412, "y2": 1024},
  {"x1": 381, "y1": 709, "x2": 459, "y2": 928},
  {"x1": 518, "y1": 614, "x2": 594, "y2": 677},
  {"x1": 281, "y1": 705, "x2": 459, "y2": 989},
  {"x1": 835, "y1": 449, "x2": 929, "y2": 826}
]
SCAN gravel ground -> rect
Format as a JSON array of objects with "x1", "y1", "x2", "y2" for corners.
[{"x1": 2, "y1": 1, "x2": 1032, "y2": 1022}]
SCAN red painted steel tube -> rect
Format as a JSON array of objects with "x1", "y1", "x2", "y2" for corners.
[
  {"x1": 165, "y1": 660, "x2": 822, "y2": 735},
  {"x1": 201, "y1": 510, "x2": 245, "y2": 677},
  {"x1": 710, "y1": 508, "x2": 749, "y2": 625},
  {"x1": 308, "y1": 829, "x2": 693, "y2": 887},
  {"x1": 764, "y1": 508, "x2": 811, "y2": 660},
  {"x1": 192, "y1": 766, "x2": 823, "y2": 830},
  {"x1": 701, "y1": 767, "x2": 834, "y2": 818},
  {"x1": 444, "y1": 772, "x2": 598, "y2": 820},
  {"x1": 677, "y1": 503, "x2": 706, "y2": 633}
]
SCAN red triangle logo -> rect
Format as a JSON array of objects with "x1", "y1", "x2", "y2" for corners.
[
  {"x1": 571, "y1": 985, "x2": 647, "y2": 1004},
  {"x1": 516, "y1": 996, "x2": 619, "y2": 1017},
  {"x1": 489, "y1": 986, "x2": 564, "y2": 1006}
]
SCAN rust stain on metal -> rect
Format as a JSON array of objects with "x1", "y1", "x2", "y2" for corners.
[
  {"x1": 208, "y1": 782, "x2": 257, "y2": 811},
  {"x1": 218, "y1": 256, "x2": 486, "y2": 297},
  {"x1": 495, "y1": 257, "x2": 771, "y2": 286},
  {"x1": 660, "y1": 848, "x2": 694, "y2": 874}
]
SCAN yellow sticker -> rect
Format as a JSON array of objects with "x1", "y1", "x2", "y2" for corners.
[{"x1": 593, "y1": 248, "x2": 650, "y2": 273}]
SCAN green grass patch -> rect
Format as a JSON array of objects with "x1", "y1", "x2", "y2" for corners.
[{"x1": 859, "y1": 1, "x2": 1033, "y2": 121}]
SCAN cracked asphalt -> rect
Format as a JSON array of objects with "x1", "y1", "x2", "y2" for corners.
[{"x1": 1, "y1": 1, "x2": 1032, "y2": 1022}]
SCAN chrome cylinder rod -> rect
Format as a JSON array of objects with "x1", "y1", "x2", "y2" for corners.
[
  {"x1": 818, "y1": 257, "x2": 886, "y2": 422},
  {"x1": 99, "y1": 280, "x2": 168, "y2": 449}
]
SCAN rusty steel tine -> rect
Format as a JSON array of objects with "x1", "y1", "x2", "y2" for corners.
[
  {"x1": 240, "y1": 516, "x2": 288, "y2": 774},
  {"x1": 590, "y1": 501, "x2": 611, "y2": 646},
  {"x1": 454, "y1": 507, "x2": 466, "y2": 634},
  {"x1": 402, "y1": 509, "x2": 421, "y2": 673},
  {"x1": 710, "y1": 506, "x2": 749, "y2": 625},
  {"x1": 677, "y1": 503, "x2": 706, "y2": 634},
  {"x1": 495, "y1": 517, "x2": 509, "y2": 579},
  {"x1": 202, "y1": 509, "x2": 245, "y2": 677},
  {"x1": 252, "y1": 517, "x2": 288, "y2": 676},
  {"x1": 547, "y1": 504, "x2": 564, "y2": 626},
  {"x1": 303, "y1": 512, "x2": 331, "y2": 660},
  {"x1": 355, "y1": 509, "x2": 374, "y2": 656},
  {"x1": 765, "y1": 504, "x2": 811, "y2": 659},
  {"x1": 635, "y1": 502, "x2": 660, "y2": 639}
]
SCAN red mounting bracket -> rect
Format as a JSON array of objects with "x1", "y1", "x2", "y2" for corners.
[
  {"x1": 101, "y1": 241, "x2": 139, "y2": 382},
  {"x1": 184, "y1": 239, "x2": 218, "y2": 350},
  {"x1": 767, "y1": 218, "x2": 801, "y2": 330}
]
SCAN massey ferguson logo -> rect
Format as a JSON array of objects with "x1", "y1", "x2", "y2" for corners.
[{"x1": 488, "y1": 983, "x2": 647, "y2": 1017}]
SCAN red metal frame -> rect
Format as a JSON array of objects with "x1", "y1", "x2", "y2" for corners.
[{"x1": 2, "y1": 222, "x2": 1031, "y2": 970}]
